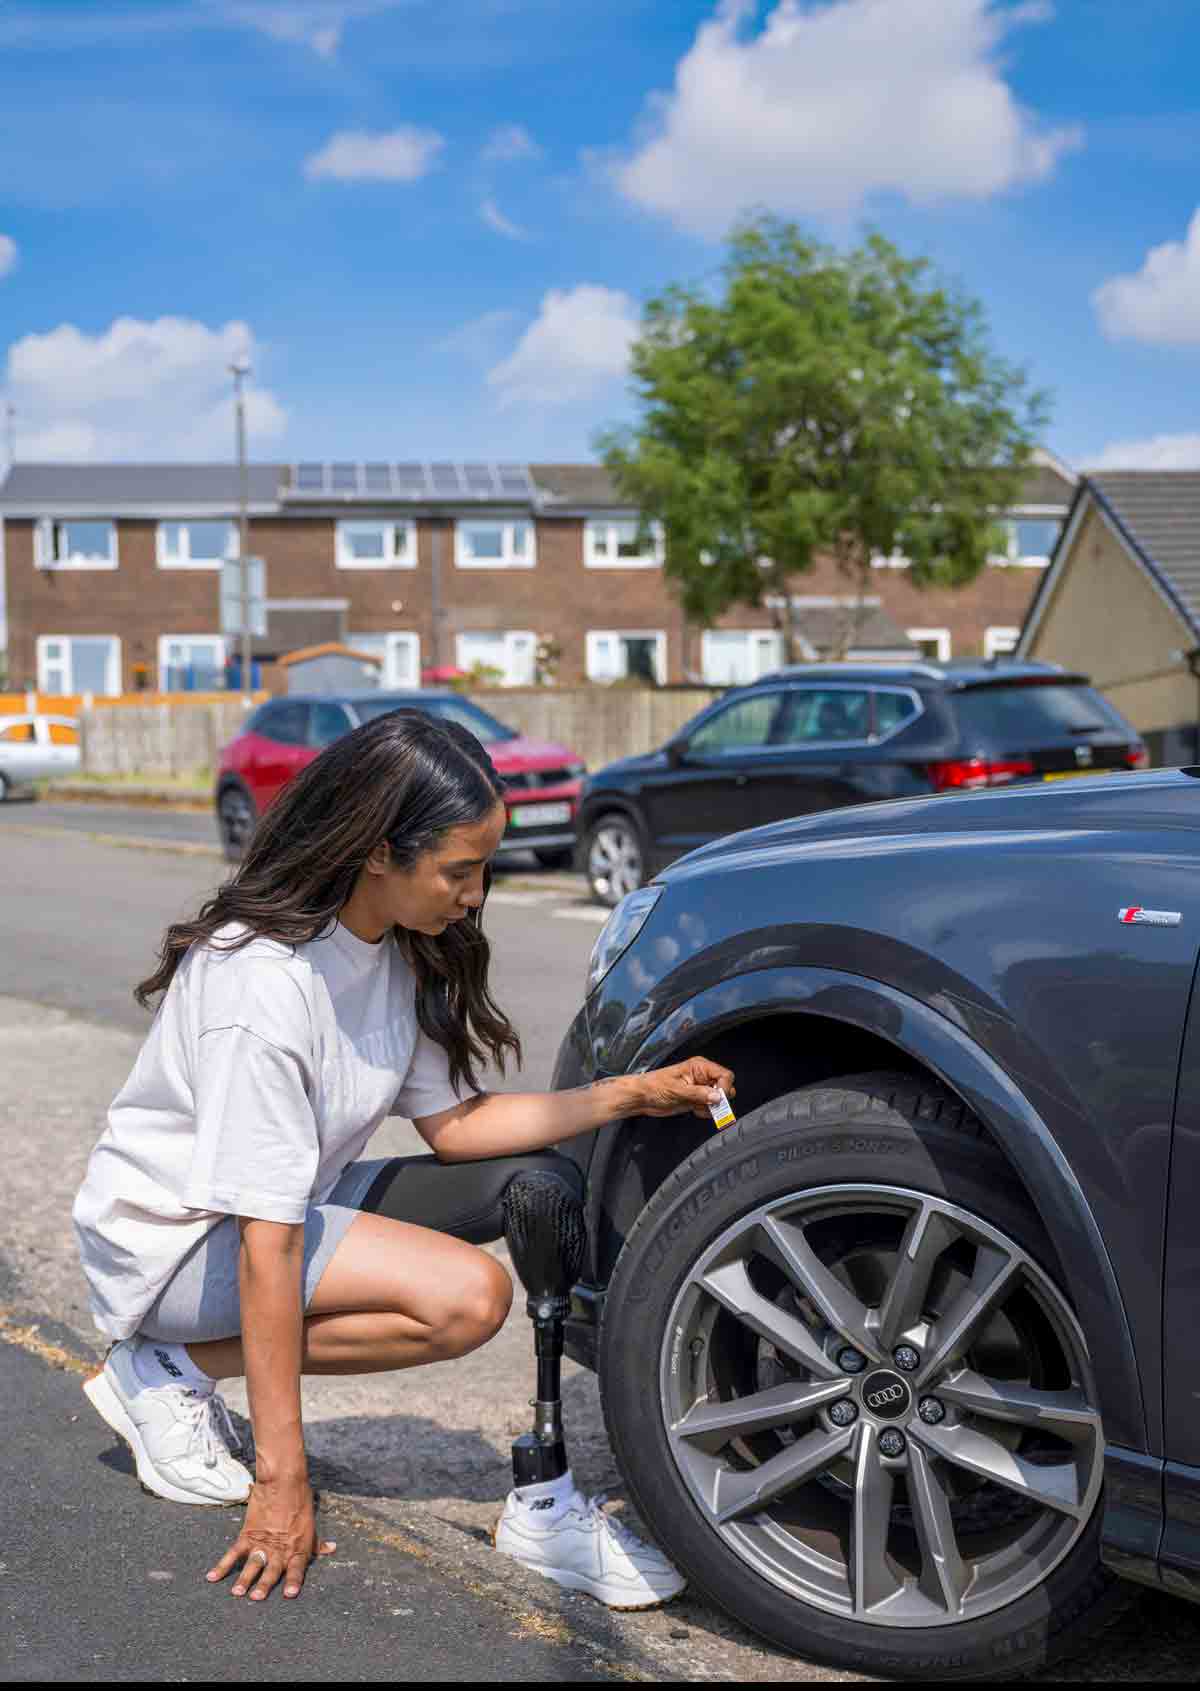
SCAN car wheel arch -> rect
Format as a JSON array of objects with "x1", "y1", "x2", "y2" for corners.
[{"x1": 592, "y1": 968, "x2": 1147, "y2": 1455}]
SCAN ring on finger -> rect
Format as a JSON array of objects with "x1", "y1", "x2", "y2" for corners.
[{"x1": 249, "y1": 1550, "x2": 269, "y2": 1565}]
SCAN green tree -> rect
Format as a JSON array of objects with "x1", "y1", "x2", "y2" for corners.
[{"x1": 599, "y1": 217, "x2": 1047, "y2": 662}]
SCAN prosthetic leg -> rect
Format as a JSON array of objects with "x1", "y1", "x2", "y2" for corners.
[{"x1": 501, "y1": 1169, "x2": 587, "y2": 1486}]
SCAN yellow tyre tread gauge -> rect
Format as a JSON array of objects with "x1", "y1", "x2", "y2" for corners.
[{"x1": 708, "y1": 1088, "x2": 736, "y2": 1131}]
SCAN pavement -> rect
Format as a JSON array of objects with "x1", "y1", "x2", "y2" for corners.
[{"x1": 4, "y1": 801, "x2": 1200, "y2": 1681}]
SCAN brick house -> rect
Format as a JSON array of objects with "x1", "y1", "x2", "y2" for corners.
[{"x1": 0, "y1": 452, "x2": 1075, "y2": 696}]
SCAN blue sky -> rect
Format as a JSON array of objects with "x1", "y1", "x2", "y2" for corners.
[{"x1": 1, "y1": 0, "x2": 1199, "y2": 470}]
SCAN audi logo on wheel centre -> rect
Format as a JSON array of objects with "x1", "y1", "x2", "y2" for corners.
[{"x1": 859, "y1": 1369, "x2": 911, "y2": 1420}]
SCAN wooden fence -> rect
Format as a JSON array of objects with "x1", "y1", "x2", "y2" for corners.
[{"x1": 67, "y1": 686, "x2": 722, "y2": 778}]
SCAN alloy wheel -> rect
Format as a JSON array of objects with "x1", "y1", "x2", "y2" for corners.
[
  {"x1": 660, "y1": 1186, "x2": 1103, "y2": 1627},
  {"x1": 587, "y1": 821, "x2": 644, "y2": 904}
]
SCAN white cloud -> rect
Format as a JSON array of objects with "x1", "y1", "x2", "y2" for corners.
[
  {"x1": 481, "y1": 198, "x2": 528, "y2": 240},
  {"x1": 614, "y1": 0, "x2": 1082, "y2": 234},
  {"x1": 487, "y1": 285, "x2": 638, "y2": 408},
  {"x1": 304, "y1": 125, "x2": 444, "y2": 182},
  {"x1": 0, "y1": 235, "x2": 16, "y2": 278},
  {"x1": 4, "y1": 316, "x2": 287, "y2": 460},
  {"x1": 1092, "y1": 210, "x2": 1200, "y2": 345},
  {"x1": 1087, "y1": 433, "x2": 1200, "y2": 471},
  {"x1": 481, "y1": 124, "x2": 542, "y2": 164}
]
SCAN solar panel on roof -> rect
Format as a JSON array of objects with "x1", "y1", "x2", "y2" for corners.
[
  {"x1": 331, "y1": 463, "x2": 358, "y2": 492},
  {"x1": 363, "y1": 463, "x2": 392, "y2": 492},
  {"x1": 393, "y1": 463, "x2": 428, "y2": 495},
  {"x1": 463, "y1": 463, "x2": 495, "y2": 494},
  {"x1": 429, "y1": 462, "x2": 463, "y2": 495},
  {"x1": 296, "y1": 463, "x2": 324, "y2": 490},
  {"x1": 497, "y1": 465, "x2": 532, "y2": 496}
]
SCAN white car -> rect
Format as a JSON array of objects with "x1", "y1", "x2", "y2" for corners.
[{"x1": 0, "y1": 714, "x2": 81, "y2": 798}]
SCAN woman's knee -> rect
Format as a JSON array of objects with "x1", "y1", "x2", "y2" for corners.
[{"x1": 438, "y1": 1252, "x2": 512, "y2": 1357}]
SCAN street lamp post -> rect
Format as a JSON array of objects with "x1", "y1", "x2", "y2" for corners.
[{"x1": 229, "y1": 354, "x2": 252, "y2": 702}]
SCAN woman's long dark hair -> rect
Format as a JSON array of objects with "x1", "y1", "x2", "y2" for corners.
[{"x1": 136, "y1": 709, "x2": 521, "y2": 1092}]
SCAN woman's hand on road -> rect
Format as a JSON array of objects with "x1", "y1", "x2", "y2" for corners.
[
  {"x1": 206, "y1": 1476, "x2": 336, "y2": 1600},
  {"x1": 638, "y1": 1057, "x2": 736, "y2": 1120}
]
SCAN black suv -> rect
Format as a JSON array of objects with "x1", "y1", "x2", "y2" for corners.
[
  {"x1": 554, "y1": 766, "x2": 1198, "y2": 1678},
  {"x1": 576, "y1": 660, "x2": 1147, "y2": 904}
]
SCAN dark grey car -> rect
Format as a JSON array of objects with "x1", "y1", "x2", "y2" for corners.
[{"x1": 552, "y1": 766, "x2": 1200, "y2": 1678}]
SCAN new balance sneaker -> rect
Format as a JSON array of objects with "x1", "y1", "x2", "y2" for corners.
[
  {"x1": 494, "y1": 1491, "x2": 687, "y2": 1609},
  {"x1": 83, "y1": 1340, "x2": 252, "y2": 1506}
]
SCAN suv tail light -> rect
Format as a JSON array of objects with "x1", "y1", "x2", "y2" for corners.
[
  {"x1": 1125, "y1": 743, "x2": 1150, "y2": 770},
  {"x1": 927, "y1": 757, "x2": 1036, "y2": 791}
]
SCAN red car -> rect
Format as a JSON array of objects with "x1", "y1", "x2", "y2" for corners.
[{"x1": 215, "y1": 691, "x2": 585, "y2": 867}]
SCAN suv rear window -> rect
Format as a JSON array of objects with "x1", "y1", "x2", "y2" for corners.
[{"x1": 954, "y1": 683, "x2": 1132, "y2": 745}]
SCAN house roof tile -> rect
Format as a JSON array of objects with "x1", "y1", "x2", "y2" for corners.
[{"x1": 1088, "y1": 470, "x2": 1200, "y2": 634}]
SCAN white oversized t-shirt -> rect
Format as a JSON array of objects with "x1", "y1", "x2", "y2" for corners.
[{"x1": 73, "y1": 920, "x2": 474, "y2": 1341}]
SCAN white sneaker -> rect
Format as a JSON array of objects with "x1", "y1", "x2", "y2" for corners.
[
  {"x1": 494, "y1": 1491, "x2": 687, "y2": 1610},
  {"x1": 83, "y1": 1340, "x2": 252, "y2": 1507}
]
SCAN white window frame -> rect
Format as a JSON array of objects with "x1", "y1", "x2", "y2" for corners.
[
  {"x1": 700, "y1": 628, "x2": 784, "y2": 686},
  {"x1": 348, "y1": 631, "x2": 422, "y2": 688},
  {"x1": 454, "y1": 519, "x2": 536, "y2": 570},
  {"x1": 907, "y1": 627, "x2": 952, "y2": 662},
  {"x1": 584, "y1": 517, "x2": 664, "y2": 569},
  {"x1": 156, "y1": 634, "x2": 227, "y2": 691},
  {"x1": 988, "y1": 508, "x2": 1064, "y2": 568},
  {"x1": 984, "y1": 626, "x2": 1021, "y2": 660},
  {"x1": 336, "y1": 520, "x2": 416, "y2": 570},
  {"x1": 455, "y1": 630, "x2": 537, "y2": 686},
  {"x1": 36, "y1": 634, "x2": 122, "y2": 696},
  {"x1": 35, "y1": 519, "x2": 118, "y2": 570},
  {"x1": 156, "y1": 520, "x2": 236, "y2": 570},
  {"x1": 586, "y1": 629, "x2": 668, "y2": 686}
]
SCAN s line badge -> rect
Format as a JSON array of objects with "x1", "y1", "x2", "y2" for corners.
[{"x1": 1119, "y1": 907, "x2": 1182, "y2": 926}]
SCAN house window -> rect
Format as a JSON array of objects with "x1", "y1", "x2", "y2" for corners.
[
  {"x1": 584, "y1": 518, "x2": 663, "y2": 569},
  {"x1": 336, "y1": 520, "x2": 415, "y2": 569},
  {"x1": 700, "y1": 629, "x2": 783, "y2": 685},
  {"x1": 348, "y1": 631, "x2": 421, "y2": 688},
  {"x1": 36, "y1": 635, "x2": 122, "y2": 696},
  {"x1": 158, "y1": 635, "x2": 226, "y2": 691},
  {"x1": 990, "y1": 514, "x2": 1063, "y2": 567},
  {"x1": 157, "y1": 521, "x2": 235, "y2": 569},
  {"x1": 586, "y1": 630, "x2": 667, "y2": 686},
  {"x1": 455, "y1": 520, "x2": 534, "y2": 569},
  {"x1": 35, "y1": 520, "x2": 117, "y2": 570},
  {"x1": 456, "y1": 631, "x2": 537, "y2": 686},
  {"x1": 907, "y1": 628, "x2": 952, "y2": 662},
  {"x1": 984, "y1": 626, "x2": 1020, "y2": 660}
]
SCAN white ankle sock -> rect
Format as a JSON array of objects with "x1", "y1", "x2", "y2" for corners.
[
  {"x1": 512, "y1": 1468, "x2": 583, "y2": 1524},
  {"x1": 132, "y1": 1337, "x2": 215, "y2": 1393}
]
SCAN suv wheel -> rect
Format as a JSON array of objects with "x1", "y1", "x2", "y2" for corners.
[
  {"x1": 584, "y1": 813, "x2": 645, "y2": 907},
  {"x1": 0, "y1": 772, "x2": 9, "y2": 803},
  {"x1": 599, "y1": 1073, "x2": 1127, "y2": 1680},
  {"x1": 217, "y1": 783, "x2": 257, "y2": 863}
]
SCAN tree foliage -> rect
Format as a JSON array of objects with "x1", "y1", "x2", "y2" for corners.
[{"x1": 598, "y1": 217, "x2": 1048, "y2": 659}]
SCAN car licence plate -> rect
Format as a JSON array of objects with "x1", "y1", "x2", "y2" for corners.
[{"x1": 510, "y1": 801, "x2": 572, "y2": 826}]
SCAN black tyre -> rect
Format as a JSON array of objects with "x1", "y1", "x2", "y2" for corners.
[
  {"x1": 583, "y1": 812, "x2": 645, "y2": 907},
  {"x1": 534, "y1": 847, "x2": 576, "y2": 871},
  {"x1": 216, "y1": 782, "x2": 257, "y2": 863},
  {"x1": 599, "y1": 1072, "x2": 1128, "y2": 1681},
  {"x1": 0, "y1": 771, "x2": 9, "y2": 802}
]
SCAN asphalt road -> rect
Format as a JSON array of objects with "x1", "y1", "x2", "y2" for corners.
[
  {"x1": 4, "y1": 807, "x2": 1200, "y2": 1681},
  {"x1": 1, "y1": 1336, "x2": 614, "y2": 1684}
]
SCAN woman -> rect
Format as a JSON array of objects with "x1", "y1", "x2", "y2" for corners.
[{"x1": 73, "y1": 711, "x2": 734, "y2": 1609}]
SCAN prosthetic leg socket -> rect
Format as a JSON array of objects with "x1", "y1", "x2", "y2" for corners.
[{"x1": 502, "y1": 1170, "x2": 587, "y2": 1488}]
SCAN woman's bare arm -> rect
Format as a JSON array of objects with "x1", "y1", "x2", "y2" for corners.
[
  {"x1": 207, "y1": 1219, "x2": 325, "y2": 1601},
  {"x1": 415, "y1": 1057, "x2": 735, "y2": 1162}
]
